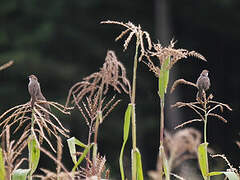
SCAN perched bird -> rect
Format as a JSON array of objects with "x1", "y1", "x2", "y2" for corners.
[
  {"x1": 196, "y1": 70, "x2": 210, "y2": 100},
  {"x1": 28, "y1": 75, "x2": 50, "y2": 119}
]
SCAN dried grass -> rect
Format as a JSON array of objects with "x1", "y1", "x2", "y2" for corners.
[
  {"x1": 143, "y1": 40, "x2": 206, "y2": 77},
  {"x1": 172, "y1": 94, "x2": 232, "y2": 128},
  {"x1": 101, "y1": 20, "x2": 152, "y2": 61},
  {"x1": 66, "y1": 50, "x2": 130, "y2": 109},
  {"x1": 0, "y1": 100, "x2": 72, "y2": 153},
  {"x1": 170, "y1": 79, "x2": 198, "y2": 94},
  {"x1": 79, "y1": 154, "x2": 108, "y2": 179}
]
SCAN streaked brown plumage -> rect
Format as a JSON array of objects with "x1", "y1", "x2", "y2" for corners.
[
  {"x1": 196, "y1": 70, "x2": 210, "y2": 100},
  {"x1": 28, "y1": 75, "x2": 50, "y2": 119}
]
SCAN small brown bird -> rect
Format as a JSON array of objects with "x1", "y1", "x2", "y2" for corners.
[
  {"x1": 28, "y1": 75, "x2": 50, "y2": 119},
  {"x1": 196, "y1": 70, "x2": 210, "y2": 100}
]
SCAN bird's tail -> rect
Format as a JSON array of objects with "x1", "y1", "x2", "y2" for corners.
[
  {"x1": 31, "y1": 97, "x2": 36, "y2": 108},
  {"x1": 197, "y1": 89, "x2": 204, "y2": 100}
]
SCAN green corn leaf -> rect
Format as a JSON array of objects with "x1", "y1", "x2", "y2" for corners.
[
  {"x1": 158, "y1": 56, "x2": 171, "y2": 100},
  {"x1": 28, "y1": 135, "x2": 40, "y2": 176},
  {"x1": 12, "y1": 169, "x2": 31, "y2": 180},
  {"x1": 208, "y1": 171, "x2": 239, "y2": 180},
  {"x1": 67, "y1": 137, "x2": 88, "y2": 164},
  {"x1": 0, "y1": 148, "x2": 5, "y2": 180},
  {"x1": 136, "y1": 148, "x2": 144, "y2": 180},
  {"x1": 198, "y1": 143, "x2": 209, "y2": 179},
  {"x1": 119, "y1": 104, "x2": 132, "y2": 180},
  {"x1": 160, "y1": 145, "x2": 170, "y2": 180},
  {"x1": 72, "y1": 143, "x2": 93, "y2": 172}
]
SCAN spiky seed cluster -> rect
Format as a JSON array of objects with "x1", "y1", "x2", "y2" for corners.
[
  {"x1": 101, "y1": 50, "x2": 131, "y2": 95},
  {"x1": 170, "y1": 79, "x2": 198, "y2": 94},
  {"x1": 65, "y1": 50, "x2": 131, "y2": 125},
  {"x1": 144, "y1": 40, "x2": 206, "y2": 77},
  {"x1": 79, "y1": 154, "x2": 108, "y2": 179},
  {"x1": 101, "y1": 20, "x2": 152, "y2": 61},
  {"x1": 172, "y1": 94, "x2": 232, "y2": 128},
  {"x1": 0, "y1": 100, "x2": 72, "y2": 152}
]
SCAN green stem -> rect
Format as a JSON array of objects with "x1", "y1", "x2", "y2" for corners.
[
  {"x1": 204, "y1": 114, "x2": 207, "y2": 144},
  {"x1": 158, "y1": 97, "x2": 165, "y2": 180},
  {"x1": 160, "y1": 100, "x2": 164, "y2": 146},
  {"x1": 203, "y1": 103, "x2": 210, "y2": 180},
  {"x1": 131, "y1": 38, "x2": 140, "y2": 180},
  {"x1": 28, "y1": 110, "x2": 35, "y2": 180}
]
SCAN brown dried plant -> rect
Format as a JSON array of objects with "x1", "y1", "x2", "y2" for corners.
[
  {"x1": 143, "y1": 40, "x2": 206, "y2": 77},
  {"x1": 171, "y1": 93, "x2": 232, "y2": 129},
  {"x1": 1, "y1": 125, "x2": 28, "y2": 180},
  {"x1": 65, "y1": 50, "x2": 130, "y2": 145},
  {"x1": 170, "y1": 79, "x2": 197, "y2": 94},
  {"x1": 0, "y1": 100, "x2": 72, "y2": 153},
  {"x1": 66, "y1": 50, "x2": 131, "y2": 108},
  {"x1": 79, "y1": 153, "x2": 109, "y2": 180},
  {"x1": 100, "y1": 20, "x2": 152, "y2": 61},
  {"x1": 148, "y1": 128, "x2": 201, "y2": 180},
  {"x1": 0, "y1": 60, "x2": 14, "y2": 71},
  {"x1": 65, "y1": 50, "x2": 130, "y2": 175}
]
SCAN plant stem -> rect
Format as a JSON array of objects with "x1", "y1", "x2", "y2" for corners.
[
  {"x1": 93, "y1": 113, "x2": 100, "y2": 166},
  {"x1": 158, "y1": 97, "x2": 165, "y2": 180},
  {"x1": 28, "y1": 110, "x2": 35, "y2": 180},
  {"x1": 160, "y1": 100, "x2": 164, "y2": 146},
  {"x1": 131, "y1": 38, "x2": 140, "y2": 180},
  {"x1": 203, "y1": 103, "x2": 210, "y2": 180}
]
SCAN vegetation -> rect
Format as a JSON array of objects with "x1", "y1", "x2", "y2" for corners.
[{"x1": 0, "y1": 18, "x2": 239, "y2": 179}]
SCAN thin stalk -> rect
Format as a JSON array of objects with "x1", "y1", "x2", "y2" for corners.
[
  {"x1": 131, "y1": 37, "x2": 140, "y2": 180},
  {"x1": 158, "y1": 96, "x2": 165, "y2": 180},
  {"x1": 28, "y1": 110, "x2": 35, "y2": 180},
  {"x1": 203, "y1": 102, "x2": 210, "y2": 180},
  {"x1": 160, "y1": 100, "x2": 164, "y2": 146},
  {"x1": 93, "y1": 113, "x2": 100, "y2": 166}
]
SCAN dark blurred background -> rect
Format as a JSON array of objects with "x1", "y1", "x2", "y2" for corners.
[{"x1": 0, "y1": 0, "x2": 239, "y2": 179}]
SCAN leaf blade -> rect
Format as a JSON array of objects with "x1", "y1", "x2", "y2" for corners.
[
  {"x1": 119, "y1": 104, "x2": 132, "y2": 180},
  {"x1": 136, "y1": 148, "x2": 144, "y2": 180},
  {"x1": 198, "y1": 143, "x2": 209, "y2": 178},
  {"x1": 71, "y1": 143, "x2": 93, "y2": 172},
  {"x1": 28, "y1": 135, "x2": 40, "y2": 176},
  {"x1": 158, "y1": 56, "x2": 171, "y2": 100},
  {"x1": 12, "y1": 169, "x2": 31, "y2": 180},
  {"x1": 0, "y1": 148, "x2": 5, "y2": 180},
  {"x1": 67, "y1": 137, "x2": 88, "y2": 165}
]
